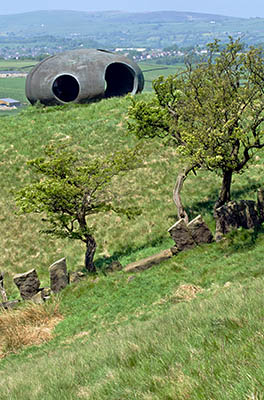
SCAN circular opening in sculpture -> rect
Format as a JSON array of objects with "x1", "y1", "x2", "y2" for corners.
[
  {"x1": 52, "y1": 74, "x2": 80, "y2": 102},
  {"x1": 104, "y1": 63, "x2": 135, "y2": 98}
]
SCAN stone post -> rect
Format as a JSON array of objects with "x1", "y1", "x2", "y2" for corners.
[
  {"x1": 187, "y1": 215, "x2": 213, "y2": 244},
  {"x1": 168, "y1": 219, "x2": 196, "y2": 252},
  {"x1": 49, "y1": 257, "x2": 68, "y2": 293},
  {"x1": 13, "y1": 269, "x2": 40, "y2": 300}
]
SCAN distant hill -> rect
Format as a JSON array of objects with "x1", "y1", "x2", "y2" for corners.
[
  {"x1": 0, "y1": 10, "x2": 264, "y2": 48},
  {"x1": 0, "y1": 10, "x2": 239, "y2": 31}
]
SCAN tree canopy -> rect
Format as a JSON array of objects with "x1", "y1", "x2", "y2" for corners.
[
  {"x1": 16, "y1": 141, "x2": 141, "y2": 272},
  {"x1": 128, "y1": 38, "x2": 264, "y2": 220}
]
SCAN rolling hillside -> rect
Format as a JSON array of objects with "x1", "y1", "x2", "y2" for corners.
[
  {"x1": 0, "y1": 10, "x2": 264, "y2": 48},
  {"x1": 0, "y1": 76, "x2": 264, "y2": 398},
  {"x1": 0, "y1": 10, "x2": 239, "y2": 33}
]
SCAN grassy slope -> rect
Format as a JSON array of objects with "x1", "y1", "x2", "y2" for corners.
[
  {"x1": 2, "y1": 279, "x2": 264, "y2": 399},
  {"x1": 0, "y1": 93, "x2": 264, "y2": 398},
  {"x1": 0, "y1": 95, "x2": 180, "y2": 291}
]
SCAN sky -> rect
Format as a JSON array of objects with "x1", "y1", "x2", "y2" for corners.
[{"x1": 1, "y1": 0, "x2": 264, "y2": 18}]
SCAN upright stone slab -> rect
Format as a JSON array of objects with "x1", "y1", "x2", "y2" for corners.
[
  {"x1": 168, "y1": 219, "x2": 196, "y2": 252},
  {"x1": 49, "y1": 258, "x2": 68, "y2": 293},
  {"x1": 188, "y1": 215, "x2": 213, "y2": 244},
  {"x1": 214, "y1": 200, "x2": 261, "y2": 241},
  {"x1": 13, "y1": 269, "x2": 40, "y2": 300}
]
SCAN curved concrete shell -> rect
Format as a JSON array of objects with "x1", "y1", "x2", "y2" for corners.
[{"x1": 26, "y1": 49, "x2": 144, "y2": 105}]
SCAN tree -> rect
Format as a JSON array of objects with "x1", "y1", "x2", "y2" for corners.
[
  {"x1": 128, "y1": 38, "x2": 264, "y2": 222},
  {"x1": 16, "y1": 142, "x2": 141, "y2": 272}
]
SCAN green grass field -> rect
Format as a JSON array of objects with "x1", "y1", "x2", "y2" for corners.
[
  {"x1": 0, "y1": 60, "x2": 34, "y2": 112},
  {"x1": 0, "y1": 74, "x2": 264, "y2": 398},
  {"x1": 139, "y1": 62, "x2": 183, "y2": 91},
  {"x1": 0, "y1": 59, "x2": 36, "y2": 72},
  {"x1": 0, "y1": 78, "x2": 28, "y2": 103}
]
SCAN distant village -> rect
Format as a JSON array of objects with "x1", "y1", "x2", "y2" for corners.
[
  {"x1": 114, "y1": 47, "x2": 208, "y2": 63},
  {"x1": 115, "y1": 47, "x2": 184, "y2": 61},
  {"x1": 0, "y1": 43, "x2": 207, "y2": 63}
]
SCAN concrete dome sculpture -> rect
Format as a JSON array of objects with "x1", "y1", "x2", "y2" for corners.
[{"x1": 26, "y1": 49, "x2": 144, "y2": 106}]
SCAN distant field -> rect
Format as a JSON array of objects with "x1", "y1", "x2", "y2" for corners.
[
  {"x1": 0, "y1": 59, "x2": 36, "y2": 72},
  {"x1": 0, "y1": 59, "x2": 35, "y2": 115},
  {"x1": 139, "y1": 62, "x2": 184, "y2": 91},
  {"x1": 0, "y1": 78, "x2": 27, "y2": 102}
]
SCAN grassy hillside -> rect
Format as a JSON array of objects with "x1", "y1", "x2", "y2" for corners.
[
  {"x1": 1, "y1": 277, "x2": 264, "y2": 399},
  {"x1": 0, "y1": 95, "x2": 264, "y2": 398},
  {"x1": 0, "y1": 96, "x2": 179, "y2": 288}
]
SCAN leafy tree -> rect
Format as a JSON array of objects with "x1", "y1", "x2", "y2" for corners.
[
  {"x1": 16, "y1": 142, "x2": 141, "y2": 272},
  {"x1": 128, "y1": 38, "x2": 264, "y2": 221}
]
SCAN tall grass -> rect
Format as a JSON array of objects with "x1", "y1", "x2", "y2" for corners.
[
  {"x1": 0, "y1": 277, "x2": 263, "y2": 399},
  {"x1": 0, "y1": 301, "x2": 62, "y2": 358}
]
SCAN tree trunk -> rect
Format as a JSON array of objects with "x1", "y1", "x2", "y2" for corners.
[
  {"x1": 84, "y1": 235, "x2": 97, "y2": 272},
  {"x1": 173, "y1": 166, "x2": 195, "y2": 223},
  {"x1": 214, "y1": 169, "x2": 233, "y2": 212}
]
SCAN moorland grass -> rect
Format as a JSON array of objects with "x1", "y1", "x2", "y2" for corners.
[
  {"x1": 0, "y1": 94, "x2": 263, "y2": 289},
  {"x1": 0, "y1": 301, "x2": 62, "y2": 358},
  {"x1": 0, "y1": 93, "x2": 264, "y2": 398},
  {"x1": 0, "y1": 95, "x2": 188, "y2": 295},
  {"x1": 0, "y1": 275, "x2": 264, "y2": 399},
  {"x1": 0, "y1": 93, "x2": 263, "y2": 284}
]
